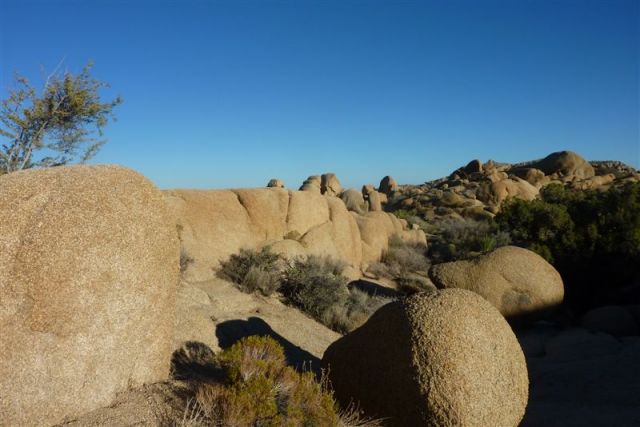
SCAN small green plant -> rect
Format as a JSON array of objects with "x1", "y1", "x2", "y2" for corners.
[{"x1": 219, "y1": 247, "x2": 283, "y2": 296}]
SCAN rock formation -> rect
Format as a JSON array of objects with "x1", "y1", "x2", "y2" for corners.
[
  {"x1": 378, "y1": 175, "x2": 398, "y2": 196},
  {"x1": 0, "y1": 165, "x2": 180, "y2": 426},
  {"x1": 429, "y1": 246, "x2": 564, "y2": 320},
  {"x1": 323, "y1": 289, "x2": 529, "y2": 426},
  {"x1": 266, "y1": 178, "x2": 285, "y2": 188},
  {"x1": 320, "y1": 173, "x2": 343, "y2": 196},
  {"x1": 163, "y1": 188, "x2": 425, "y2": 281},
  {"x1": 299, "y1": 175, "x2": 321, "y2": 192}
]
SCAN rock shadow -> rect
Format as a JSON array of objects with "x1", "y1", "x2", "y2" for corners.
[
  {"x1": 170, "y1": 341, "x2": 223, "y2": 383},
  {"x1": 216, "y1": 316, "x2": 321, "y2": 374},
  {"x1": 348, "y1": 279, "x2": 400, "y2": 298}
]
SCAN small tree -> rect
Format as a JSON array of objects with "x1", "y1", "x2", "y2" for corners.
[{"x1": 0, "y1": 61, "x2": 122, "y2": 173}]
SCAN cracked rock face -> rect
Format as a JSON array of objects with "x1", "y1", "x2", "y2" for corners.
[
  {"x1": 323, "y1": 289, "x2": 529, "y2": 426},
  {"x1": 0, "y1": 165, "x2": 180, "y2": 426},
  {"x1": 429, "y1": 246, "x2": 564, "y2": 320}
]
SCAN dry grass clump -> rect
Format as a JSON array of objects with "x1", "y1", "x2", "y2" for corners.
[
  {"x1": 281, "y1": 255, "x2": 349, "y2": 320},
  {"x1": 282, "y1": 256, "x2": 393, "y2": 333},
  {"x1": 219, "y1": 247, "x2": 283, "y2": 296},
  {"x1": 177, "y1": 336, "x2": 381, "y2": 426},
  {"x1": 322, "y1": 288, "x2": 394, "y2": 334},
  {"x1": 367, "y1": 235, "x2": 432, "y2": 294},
  {"x1": 220, "y1": 250, "x2": 394, "y2": 334}
]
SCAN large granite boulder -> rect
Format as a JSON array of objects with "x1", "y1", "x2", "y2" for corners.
[
  {"x1": 0, "y1": 165, "x2": 180, "y2": 426},
  {"x1": 323, "y1": 289, "x2": 528, "y2": 426},
  {"x1": 430, "y1": 246, "x2": 564, "y2": 320},
  {"x1": 529, "y1": 150, "x2": 595, "y2": 179}
]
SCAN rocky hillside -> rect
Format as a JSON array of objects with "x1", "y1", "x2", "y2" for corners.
[{"x1": 383, "y1": 150, "x2": 639, "y2": 221}]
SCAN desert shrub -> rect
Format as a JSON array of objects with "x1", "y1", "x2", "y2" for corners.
[
  {"x1": 178, "y1": 336, "x2": 381, "y2": 427},
  {"x1": 187, "y1": 336, "x2": 339, "y2": 426},
  {"x1": 219, "y1": 247, "x2": 283, "y2": 296},
  {"x1": 382, "y1": 235, "x2": 430, "y2": 275},
  {"x1": 367, "y1": 235, "x2": 431, "y2": 295},
  {"x1": 392, "y1": 208, "x2": 418, "y2": 220},
  {"x1": 496, "y1": 182, "x2": 640, "y2": 311},
  {"x1": 322, "y1": 288, "x2": 394, "y2": 334},
  {"x1": 282, "y1": 256, "x2": 349, "y2": 321},
  {"x1": 427, "y1": 218, "x2": 511, "y2": 262}
]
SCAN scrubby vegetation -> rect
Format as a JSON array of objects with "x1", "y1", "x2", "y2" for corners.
[
  {"x1": 219, "y1": 250, "x2": 393, "y2": 333},
  {"x1": 426, "y1": 218, "x2": 511, "y2": 263},
  {"x1": 496, "y1": 182, "x2": 640, "y2": 311},
  {"x1": 367, "y1": 234, "x2": 433, "y2": 294},
  {"x1": 219, "y1": 247, "x2": 283, "y2": 296},
  {"x1": 178, "y1": 336, "x2": 379, "y2": 426}
]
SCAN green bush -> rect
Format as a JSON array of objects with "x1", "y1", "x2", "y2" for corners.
[
  {"x1": 427, "y1": 218, "x2": 511, "y2": 262},
  {"x1": 496, "y1": 182, "x2": 640, "y2": 311},
  {"x1": 189, "y1": 336, "x2": 339, "y2": 426},
  {"x1": 178, "y1": 336, "x2": 382, "y2": 427},
  {"x1": 219, "y1": 247, "x2": 283, "y2": 296}
]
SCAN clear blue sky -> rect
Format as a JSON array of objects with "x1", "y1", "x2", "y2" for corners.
[{"x1": 1, "y1": 0, "x2": 638, "y2": 189}]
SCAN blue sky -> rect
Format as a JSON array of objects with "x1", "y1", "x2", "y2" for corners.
[{"x1": 1, "y1": 0, "x2": 638, "y2": 189}]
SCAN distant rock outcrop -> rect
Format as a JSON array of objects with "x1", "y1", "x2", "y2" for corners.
[
  {"x1": 429, "y1": 246, "x2": 564, "y2": 320},
  {"x1": 299, "y1": 175, "x2": 321, "y2": 192},
  {"x1": 323, "y1": 289, "x2": 528, "y2": 426},
  {"x1": 0, "y1": 165, "x2": 180, "y2": 426},
  {"x1": 528, "y1": 150, "x2": 595, "y2": 180},
  {"x1": 320, "y1": 173, "x2": 343, "y2": 196},
  {"x1": 266, "y1": 178, "x2": 285, "y2": 188},
  {"x1": 378, "y1": 175, "x2": 399, "y2": 197},
  {"x1": 164, "y1": 188, "x2": 425, "y2": 281}
]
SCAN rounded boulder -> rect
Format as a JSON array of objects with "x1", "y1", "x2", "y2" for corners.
[
  {"x1": 0, "y1": 165, "x2": 180, "y2": 426},
  {"x1": 429, "y1": 246, "x2": 564, "y2": 320},
  {"x1": 323, "y1": 289, "x2": 528, "y2": 426}
]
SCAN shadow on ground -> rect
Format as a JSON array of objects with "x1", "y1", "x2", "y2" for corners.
[
  {"x1": 348, "y1": 279, "x2": 400, "y2": 298},
  {"x1": 216, "y1": 317, "x2": 322, "y2": 373}
]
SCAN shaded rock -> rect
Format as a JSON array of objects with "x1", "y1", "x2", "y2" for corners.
[
  {"x1": 320, "y1": 173, "x2": 343, "y2": 196},
  {"x1": 430, "y1": 246, "x2": 564, "y2": 320},
  {"x1": 266, "y1": 178, "x2": 285, "y2": 188},
  {"x1": 379, "y1": 175, "x2": 399, "y2": 196},
  {"x1": 299, "y1": 175, "x2": 321, "y2": 192},
  {"x1": 323, "y1": 289, "x2": 528, "y2": 426},
  {"x1": 581, "y1": 306, "x2": 639, "y2": 337},
  {"x1": 529, "y1": 150, "x2": 595, "y2": 179},
  {"x1": 339, "y1": 188, "x2": 367, "y2": 214},
  {"x1": 510, "y1": 167, "x2": 547, "y2": 187},
  {"x1": 0, "y1": 165, "x2": 179, "y2": 426},
  {"x1": 464, "y1": 159, "x2": 483, "y2": 174}
]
